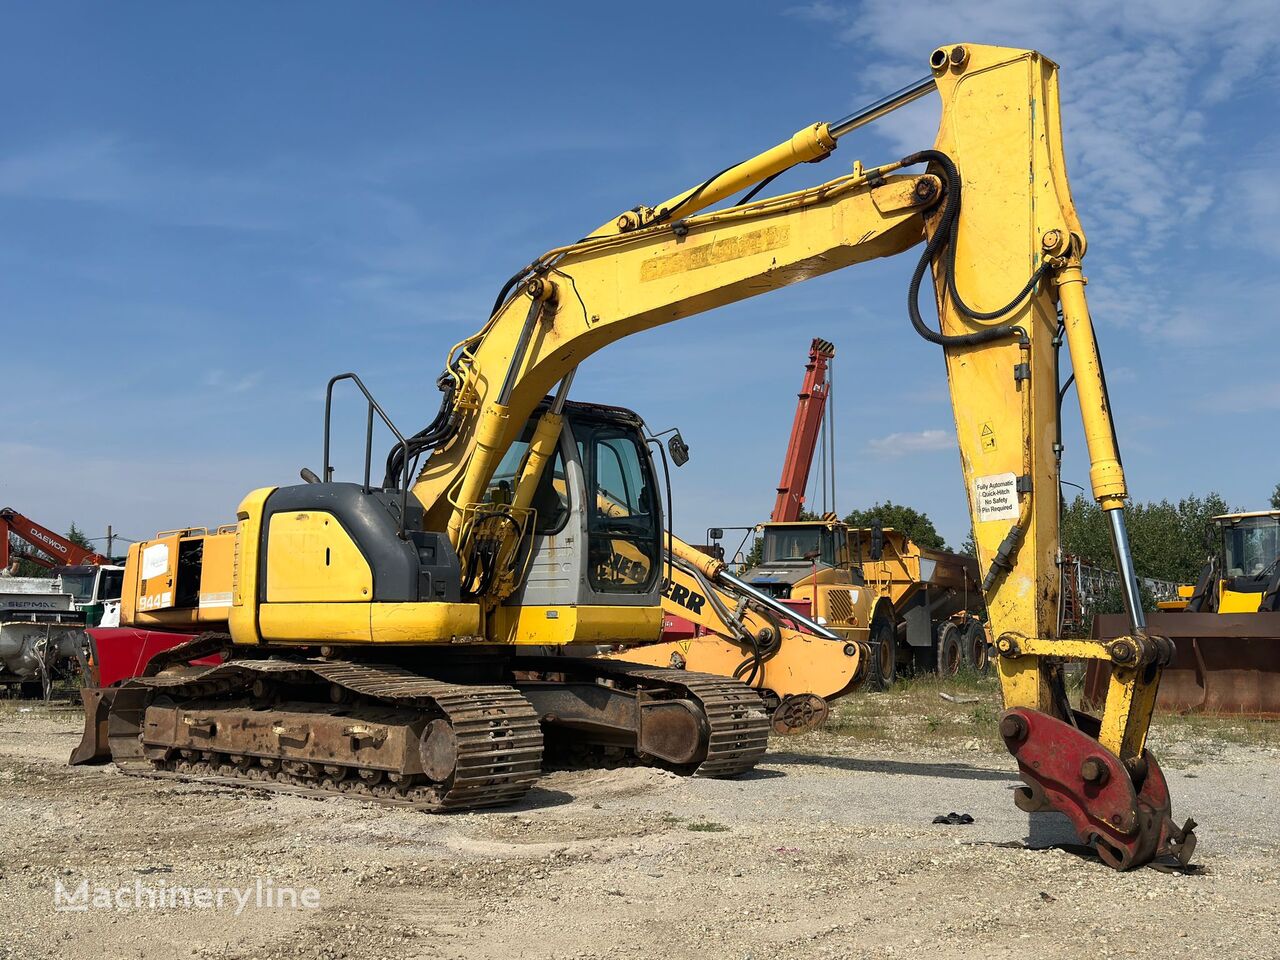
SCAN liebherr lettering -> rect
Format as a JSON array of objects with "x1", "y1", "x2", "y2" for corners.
[{"x1": 662, "y1": 579, "x2": 706, "y2": 616}]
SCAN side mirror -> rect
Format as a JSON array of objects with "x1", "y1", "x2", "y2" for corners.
[
  {"x1": 870, "y1": 521, "x2": 884, "y2": 561},
  {"x1": 668, "y1": 431, "x2": 690, "y2": 467},
  {"x1": 708, "y1": 527, "x2": 724, "y2": 541}
]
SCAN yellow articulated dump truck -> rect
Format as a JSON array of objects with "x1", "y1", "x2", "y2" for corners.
[{"x1": 734, "y1": 518, "x2": 984, "y2": 689}]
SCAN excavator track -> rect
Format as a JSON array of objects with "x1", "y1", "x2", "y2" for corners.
[
  {"x1": 611, "y1": 665, "x2": 771, "y2": 777},
  {"x1": 517, "y1": 657, "x2": 771, "y2": 778},
  {"x1": 105, "y1": 657, "x2": 544, "y2": 812}
]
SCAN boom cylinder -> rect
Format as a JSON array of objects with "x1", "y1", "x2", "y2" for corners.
[
  {"x1": 828, "y1": 76, "x2": 936, "y2": 138},
  {"x1": 717, "y1": 569, "x2": 841, "y2": 642},
  {"x1": 511, "y1": 371, "x2": 576, "y2": 514},
  {"x1": 666, "y1": 533, "x2": 840, "y2": 641}
]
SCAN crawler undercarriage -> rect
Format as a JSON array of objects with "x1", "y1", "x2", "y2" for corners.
[{"x1": 85, "y1": 634, "x2": 769, "y2": 811}]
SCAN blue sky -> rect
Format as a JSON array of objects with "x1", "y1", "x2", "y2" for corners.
[{"x1": 2, "y1": 1, "x2": 1277, "y2": 560}]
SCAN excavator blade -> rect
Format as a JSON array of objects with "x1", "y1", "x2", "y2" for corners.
[
  {"x1": 999, "y1": 707, "x2": 1196, "y2": 870},
  {"x1": 69, "y1": 686, "x2": 117, "y2": 765}
]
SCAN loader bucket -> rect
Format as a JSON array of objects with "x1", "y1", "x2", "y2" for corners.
[
  {"x1": 68, "y1": 686, "x2": 117, "y2": 765},
  {"x1": 1087, "y1": 612, "x2": 1280, "y2": 715}
]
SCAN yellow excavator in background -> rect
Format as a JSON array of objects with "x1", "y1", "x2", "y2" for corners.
[{"x1": 78, "y1": 43, "x2": 1194, "y2": 870}]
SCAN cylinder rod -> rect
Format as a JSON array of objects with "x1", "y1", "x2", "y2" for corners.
[
  {"x1": 828, "y1": 76, "x2": 936, "y2": 139},
  {"x1": 717, "y1": 568, "x2": 841, "y2": 641},
  {"x1": 1106, "y1": 508, "x2": 1147, "y2": 633}
]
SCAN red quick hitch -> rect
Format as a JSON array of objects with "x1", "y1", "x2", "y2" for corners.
[{"x1": 999, "y1": 707, "x2": 1197, "y2": 870}]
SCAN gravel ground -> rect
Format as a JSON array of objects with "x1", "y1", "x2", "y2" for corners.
[{"x1": 1, "y1": 701, "x2": 1277, "y2": 960}]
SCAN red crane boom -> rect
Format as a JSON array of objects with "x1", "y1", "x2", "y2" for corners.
[
  {"x1": 770, "y1": 338, "x2": 835, "y2": 523},
  {"x1": 0, "y1": 507, "x2": 108, "y2": 570}
]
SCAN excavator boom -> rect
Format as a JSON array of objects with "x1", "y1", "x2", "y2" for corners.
[
  {"x1": 398, "y1": 43, "x2": 1191, "y2": 867},
  {"x1": 0, "y1": 508, "x2": 108, "y2": 570},
  {"x1": 90, "y1": 43, "x2": 1194, "y2": 869}
]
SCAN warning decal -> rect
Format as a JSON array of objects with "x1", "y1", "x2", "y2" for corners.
[
  {"x1": 974, "y1": 472, "x2": 1019, "y2": 523},
  {"x1": 980, "y1": 422, "x2": 997, "y2": 454}
]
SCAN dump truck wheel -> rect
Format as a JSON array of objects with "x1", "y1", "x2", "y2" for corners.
[
  {"x1": 962, "y1": 620, "x2": 990, "y2": 675},
  {"x1": 935, "y1": 622, "x2": 962, "y2": 678},
  {"x1": 868, "y1": 616, "x2": 897, "y2": 691}
]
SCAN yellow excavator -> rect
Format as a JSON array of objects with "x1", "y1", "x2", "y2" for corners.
[{"x1": 78, "y1": 43, "x2": 1195, "y2": 870}]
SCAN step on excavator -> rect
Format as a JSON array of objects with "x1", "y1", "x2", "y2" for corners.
[{"x1": 74, "y1": 43, "x2": 1195, "y2": 870}]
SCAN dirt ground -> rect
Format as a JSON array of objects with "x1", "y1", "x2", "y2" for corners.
[{"x1": 1, "y1": 690, "x2": 1277, "y2": 960}]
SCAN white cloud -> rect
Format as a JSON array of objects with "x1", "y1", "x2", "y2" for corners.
[
  {"x1": 784, "y1": 0, "x2": 1280, "y2": 344},
  {"x1": 203, "y1": 369, "x2": 264, "y2": 394},
  {"x1": 1207, "y1": 381, "x2": 1280, "y2": 414},
  {"x1": 789, "y1": 0, "x2": 1280, "y2": 250},
  {"x1": 867, "y1": 428, "x2": 954, "y2": 458}
]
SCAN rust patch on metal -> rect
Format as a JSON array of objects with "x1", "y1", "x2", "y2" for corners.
[{"x1": 771, "y1": 693, "x2": 830, "y2": 735}]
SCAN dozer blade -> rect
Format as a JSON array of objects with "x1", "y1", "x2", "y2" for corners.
[
  {"x1": 1089, "y1": 612, "x2": 1280, "y2": 715},
  {"x1": 69, "y1": 686, "x2": 117, "y2": 766},
  {"x1": 1000, "y1": 707, "x2": 1196, "y2": 870}
]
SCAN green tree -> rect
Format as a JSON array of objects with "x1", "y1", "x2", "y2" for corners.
[
  {"x1": 843, "y1": 501, "x2": 947, "y2": 551},
  {"x1": 1060, "y1": 491, "x2": 1230, "y2": 585},
  {"x1": 67, "y1": 523, "x2": 93, "y2": 550},
  {"x1": 1271, "y1": 483, "x2": 1280, "y2": 510}
]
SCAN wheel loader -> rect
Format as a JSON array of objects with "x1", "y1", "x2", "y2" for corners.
[
  {"x1": 1089, "y1": 509, "x2": 1280, "y2": 714},
  {"x1": 73, "y1": 43, "x2": 1196, "y2": 870}
]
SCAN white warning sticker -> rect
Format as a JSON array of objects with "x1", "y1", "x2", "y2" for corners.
[
  {"x1": 975, "y1": 472, "x2": 1019, "y2": 522},
  {"x1": 140, "y1": 542, "x2": 170, "y2": 580}
]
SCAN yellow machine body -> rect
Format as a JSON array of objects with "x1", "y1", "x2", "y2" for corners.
[
  {"x1": 121, "y1": 527, "x2": 237, "y2": 629},
  {"x1": 111, "y1": 46, "x2": 1187, "y2": 858},
  {"x1": 121, "y1": 46, "x2": 1153, "y2": 748},
  {"x1": 97, "y1": 43, "x2": 1204, "y2": 865}
]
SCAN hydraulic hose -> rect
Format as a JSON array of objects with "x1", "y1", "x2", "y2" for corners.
[
  {"x1": 383, "y1": 375, "x2": 458, "y2": 488},
  {"x1": 902, "y1": 149, "x2": 1043, "y2": 348}
]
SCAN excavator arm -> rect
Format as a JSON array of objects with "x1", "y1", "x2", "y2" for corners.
[
  {"x1": 406, "y1": 43, "x2": 1193, "y2": 868},
  {"x1": 1, "y1": 507, "x2": 108, "y2": 569},
  {"x1": 597, "y1": 526, "x2": 870, "y2": 734}
]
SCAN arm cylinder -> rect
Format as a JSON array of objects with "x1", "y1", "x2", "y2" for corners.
[
  {"x1": 1057, "y1": 262, "x2": 1145, "y2": 632},
  {"x1": 1057, "y1": 264, "x2": 1126, "y2": 509}
]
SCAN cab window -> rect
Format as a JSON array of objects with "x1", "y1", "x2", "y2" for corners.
[{"x1": 482, "y1": 423, "x2": 570, "y2": 534}]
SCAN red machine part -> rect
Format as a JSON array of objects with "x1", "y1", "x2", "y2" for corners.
[
  {"x1": 0, "y1": 507, "x2": 109, "y2": 569},
  {"x1": 770, "y1": 339, "x2": 835, "y2": 523},
  {"x1": 1000, "y1": 706, "x2": 1196, "y2": 870},
  {"x1": 84, "y1": 628, "x2": 222, "y2": 688}
]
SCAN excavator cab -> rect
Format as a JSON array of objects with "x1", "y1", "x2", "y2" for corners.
[{"x1": 491, "y1": 400, "x2": 665, "y2": 630}]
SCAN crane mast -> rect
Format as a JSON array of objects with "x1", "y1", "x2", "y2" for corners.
[{"x1": 770, "y1": 339, "x2": 836, "y2": 523}]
